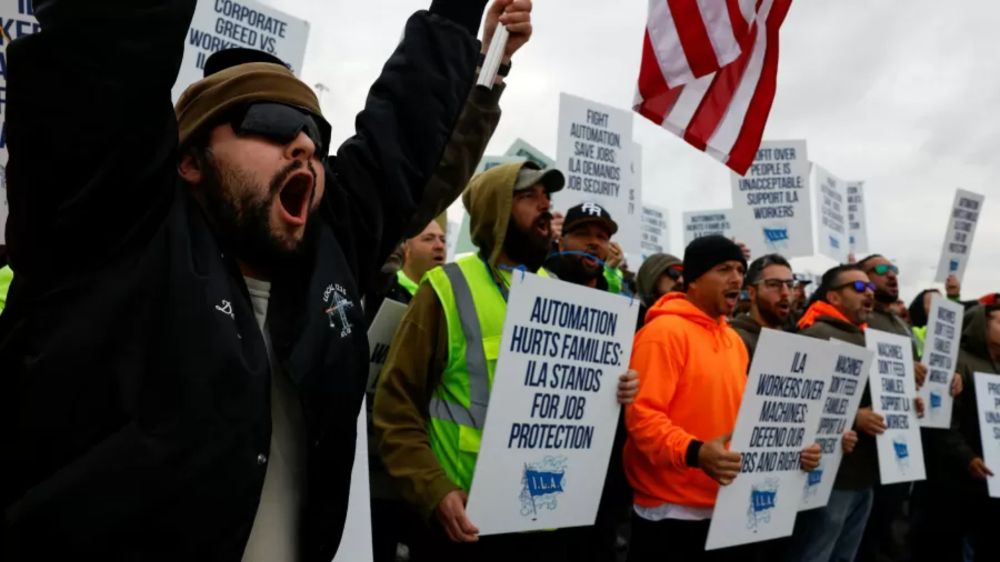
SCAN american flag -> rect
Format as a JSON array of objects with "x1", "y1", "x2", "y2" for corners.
[{"x1": 634, "y1": 0, "x2": 793, "y2": 175}]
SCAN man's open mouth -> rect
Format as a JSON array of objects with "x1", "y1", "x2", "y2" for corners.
[{"x1": 278, "y1": 171, "x2": 314, "y2": 226}]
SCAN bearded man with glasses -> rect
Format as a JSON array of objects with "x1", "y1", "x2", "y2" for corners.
[{"x1": 731, "y1": 254, "x2": 795, "y2": 362}]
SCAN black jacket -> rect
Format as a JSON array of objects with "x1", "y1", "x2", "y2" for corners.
[{"x1": 0, "y1": 1, "x2": 480, "y2": 560}]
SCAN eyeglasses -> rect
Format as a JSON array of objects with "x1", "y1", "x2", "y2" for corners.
[
  {"x1": 833, "y1": 280, "x2": 876, "y2": 293},
  {"x1": 758, "y1": 278, "x2": 795, "y2": 290},
  {"x1": 231, "y1": 102, "x2": 331, "y2": 159},
  {"x1": 665, "y1": 265, "x2": 683, "y2": 281},
  {"x1": 867, "y1": 263, "x2": 899, "y2": 276}
]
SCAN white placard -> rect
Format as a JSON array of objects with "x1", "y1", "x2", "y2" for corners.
[
  {"x1": 0, "y1": 1, "x2": 41, "y2": 245},
  {"x1": 730, "y1": 140, "x2": 813, "y2": 259},
  {"x1": 624, "y1": 142, "x2": 643, "y2": 266},
  {"x1": 813, "y1": 165, "x2": 849, "y2": 263},
  {"x1": 706, "y1": 330, "x2": 832, "y2": 550},
  {"x1": 366, "y1": 299, "x2": 408, "y2": 393},
  {"x1": 935, "y1": 189, "x2": 985, "y2": 283},
  {"x1": 555, "y1": 93, "x2": 639, "y2": 269},
  {"x1": 866, "y1": 329, "x2": 926, "y2": 484},
  {"x1": 683, "y1": 209, "x2": 733, "y2": 246},
  {"x1": 171, "y1": 0, "x2": 310, "y2": 101},
  {"x1": 846, "y1": 181, "x2": 869, "y2": 254},
  {"x1": 974, "y1": 372, "x2": 1000, "y2": 498},
  {"x1": 505, "y1": 138, "x2": 555, "y2": 170},
  {"x1": 465, "y1": 273, "x2": 639, "y2": 535},
  {"x1": 799, "y1": 343, "x2": 873, "y2": 511},
  {"x1": 919, "y1": 295, "x2": 964, "y2": 428},
  {"x1": 332, "y1": 400, "x2": 374, "y2": 562},
  {"x1": 640, "y1": 204, "x2": 669, "y2": 260}
]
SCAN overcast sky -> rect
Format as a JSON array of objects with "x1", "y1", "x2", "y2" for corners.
[{"x1": 269, "y1": 0, "x2": 999, "y2": 304}]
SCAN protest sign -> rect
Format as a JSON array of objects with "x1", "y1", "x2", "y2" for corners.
[
  {"x1": 866, "y1": 329, "x2": 926, "y2": 484},
  {"x1": 683, "y1": 209, "x2": 733, "y2": 246},
  {"x1": 640, "y1": 204, "x2": 670, "y2": 260},
  {"x1": 974, "y1": 372, "x2": 1000, "y2": 498},
  {"x1": 172, "y1": 0, "x2": 310, "y2": 101},
  {"x1": 475, "y1": 154, "x2": 526, "y2": 175},
  {"x1": 935, "y1": 189, "x2": 985, "y2": 283},
  {"x1": 556, "y1": 93, "x2": 639, "y2": 267},
  {"x1": 730, "y1": 140, "x2": 813, "y2": 259},
  {"x1": 623, "y1": 142, "x2": 643, "y2": 265},
  {"x1": 799, "y1": 343, "x2": 873, "y2": 511},
  {"x1": 706, "y1": 330, "x2": 831, "y2": 550},
  {"x1": 332, "y1": 400, "x2": 374, "y2": 562},
  {"x1": 505, "y1": 138, "x2": 555, "y2": 170},
  {"x1": 919, "y1": 295, "x2": 964, "y2": 429},
  {"x1": 366, "y1": 299, "x2": 408, "y2": 393},
  {"x1": 0, "y1": 1, "x2": 41, "y2": 244},
  {"x1": 465, "y1": 273, "x2": 639, "y2": 535},
  {"x1": 846, "y1": 181, "x2": 869, "y2": 254},
  {"x1": 813, "y1": 166, "x2": 849, "y2": 263}
]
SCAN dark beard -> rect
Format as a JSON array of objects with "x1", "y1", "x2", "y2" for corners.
[
  {"x1": 874, "y1": 289, "x2": 897, "y2": 304},
  {"x1": 198, "y1": 153, "x2": 315, "y2": 276},
  {"x1": 755, "y1": 295, "x2": 787, "y2": 327},
  {"x1": 547, "y1": 253, "x2": 601, "y2": 286},
  {"x1": 502, "y1": 217, "x2": 551, "y2": 272}
]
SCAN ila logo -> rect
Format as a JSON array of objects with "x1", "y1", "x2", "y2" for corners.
[
  {"x1": 746, "y1": 478, "x2": 779, "y2": 531},
  {"x1": 519, "y1": 456, "x2": 567, "y2": 521},
  {"x1": 322, "y1": 283, "x2": 355, "y2": 338}
]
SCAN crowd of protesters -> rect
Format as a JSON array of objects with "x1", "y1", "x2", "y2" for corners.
[{"x1": 1, "y1": 1, "x2": 997, "y2": 561}]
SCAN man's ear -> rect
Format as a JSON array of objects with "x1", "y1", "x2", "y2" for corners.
[{"x1": 178, "y1": 148, "x2": 204, "y2": 185}]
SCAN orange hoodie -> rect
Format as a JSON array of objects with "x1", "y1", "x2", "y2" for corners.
[
  {"x1": 797, "y1": 300, "x2": 866, "y2": 331},
  {"x1": 624, "y1": 293, "x2": 749, "y2": 509}
]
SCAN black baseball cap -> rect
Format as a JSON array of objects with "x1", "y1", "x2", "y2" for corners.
[{"x1": 562, "y1": 202, "x2": 619, "y2": 236}]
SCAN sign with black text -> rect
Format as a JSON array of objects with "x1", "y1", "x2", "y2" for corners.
[
  {"x1": 934, "y1": 189, "x2": 985, "y2": 283},
  {"x1": 919, "y1": 295, "x2": 964, "y2": 429},
  {"x1": 706, "y1": 330, "x2": 831, "y2": 550},
  {"x1": 866, "y1": 329, "x2": 926, "y2": 484},
  {"x1": 465, "y1": 273, "x2": 639, "y2": 535},
  {"x1": 974, "y1": 372, "x2": 1000, "y2": 498}
]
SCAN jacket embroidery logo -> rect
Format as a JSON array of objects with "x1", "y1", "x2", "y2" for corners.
[
  {"x1": 215, "y1": 299, "x2": 235, "y2": 320},
  {"x1": 323, "y1": 283, "x2": 354, "y2": 338}
]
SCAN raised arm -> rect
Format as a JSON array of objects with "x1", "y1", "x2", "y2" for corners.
[{"x1": 5, "y1": 0, "x2": 194, "y2": 280}]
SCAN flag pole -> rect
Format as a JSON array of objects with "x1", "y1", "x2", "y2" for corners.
[{"x1": 477, "y1": 25, "x2": 509, "y2": 87}]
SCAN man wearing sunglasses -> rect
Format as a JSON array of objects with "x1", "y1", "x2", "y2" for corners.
[
  {"x1": 731, "y1": 254, "x2": 794, "y2": 362},
  {"x1": 785, "y1": 265, "x2": 884, "y2": 562},
  {"x1": 635, "y1": 253, "x2": 683, "y2": 330},
  {"x1": 0, "y1": 0, "x2": 535, "y2": 560}
]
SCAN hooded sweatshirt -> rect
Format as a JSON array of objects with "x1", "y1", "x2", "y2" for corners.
[
  {"x1": 624, "y1": 293, "x2": 748, "y2": 509},
  {"x1": 936, "y1": 305, "x2": 1000, "y2": 494},
  {"x1": 373, "y1": 161, "x2": 534, "y2": 518},
  {"x1": 634, "y1": 254, "x2": 682, "y2": 330}
]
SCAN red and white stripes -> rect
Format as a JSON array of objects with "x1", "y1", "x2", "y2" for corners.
[{"x1": 635, "y1": 0, "x2": 793, "y2": 175}]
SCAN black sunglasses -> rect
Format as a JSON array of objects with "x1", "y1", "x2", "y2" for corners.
[
  {"x1": 230, "y1": 102, "x2": 331, "y2": 158},
  {"x1": 833, "y1": 280, "x2": 876, "y2": 293}
]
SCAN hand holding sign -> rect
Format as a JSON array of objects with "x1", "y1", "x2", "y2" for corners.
[
  {"x1": 969, "y1": 458, "x2": 994, "y2": 481},
  {"x1": 842, "y1": 430, "x2": 858, "y2": 454},
  {"x1": 436, "y1": 490, "x2": 479, "y2": 543},
  {"x1": 951, "y1": 373, "x2": 963, "y2": 396},
  {"x1": 799, "y1": 443, "x2": 821, "y2": 472},
  {"x1": 616, "y1": 369, "x2": 639, "y2": 404},
  {"x1": 914, "y1": 362, "x2": 928, "y2": 389},
  {"x1": 698, "y1": 433, "x2": 741, "y2": 486},
  {"x1": 855, "y1": 407, "x2": 887, "y2": 437}
]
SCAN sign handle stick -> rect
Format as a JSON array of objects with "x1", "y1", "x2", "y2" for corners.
[{"x1": 477, "y1": 25, "x2": 509, "y2": 88}]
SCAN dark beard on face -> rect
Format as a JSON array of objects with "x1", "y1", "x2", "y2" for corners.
[
  {"x1": 502, "y1": 217, "x2": 551, "y2": 272},
  {"x1": 874, "y1": 288, "x2": 897, "y2": 304},
  {"x1": 549, "y1": 253, "x2": 601, "y2": 285},
  {"x1": 198, "y1": 153, "x2": 315, "y2": 276},
  {"x1": 756, "y1": 295, "x2": 787, "y2": 328}
]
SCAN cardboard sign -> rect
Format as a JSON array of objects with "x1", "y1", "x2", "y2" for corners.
[
  {"x1": 683, "y1": 209, "x2": 734, "y2": 246},
  {"x1": 172, "y1": 0, "x2": 309, "y2": 102},
  {"x1": 0, "y1": 1, "x2": 41, "y2": 245},
  {"x1": 640, "y1": 204, "x2": 670, "y2": 260},
  {"x1": 799, "y1": 343, "x2": 873, "y2": 511},
  {"x1": 505, "y1": 138, "x2": 555, "y2": 170},
  {"x1": 730, "y1": 140, "x2": 813, "y2": 259},
  {"x1": 706, "y1": 330, "x2": 832, "y2": 550},
  {"x1": 555, "y1": 92, "x2": 639, "y2": 267},
  {"x1": 866, "y1": 329, "x2": 926, "y2": 484},
  {"x1": 366, "y1": 299, "x2": 408, "y2": 393},
  {"x1": 846, "y1": 181, "x2": 869, "y2": 254},
  {"x1": 974, "y1": 372, "x2": 1000, "y2": 498},
  {"x1": 465, "y1": 273, "x2": 639, "y2": 535},
  {"x1": 919, "y1": 295, "x2": 964, "y2": 428},
  {"x1": 934, "y1": 189, "x2": 985, "y2": 283},
  {"x1": 813, "y1": 165, "x2": 849, "y2": 263}
]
